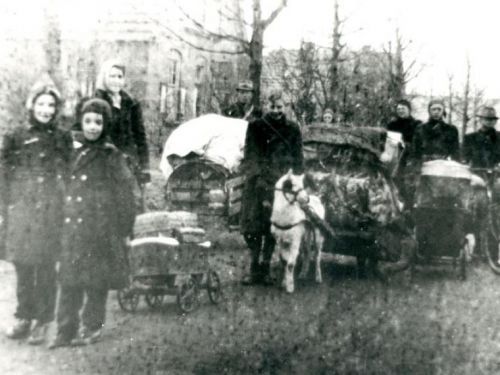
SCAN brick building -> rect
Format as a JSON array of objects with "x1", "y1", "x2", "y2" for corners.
[{"x1": 0, "y1": 0, "x2": 248, "y2": 147}]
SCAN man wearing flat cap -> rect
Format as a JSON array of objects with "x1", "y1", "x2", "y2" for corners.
[
  {"x1": 462, "y1": 106, "x2": 500, "y2": 170},
  {"x1": 224, "y1": 80, "x2": 257, "y2": 120}
]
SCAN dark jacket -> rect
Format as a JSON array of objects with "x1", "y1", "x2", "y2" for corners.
[
  {"x1": 411, "y1": 119, "x2": 460, "y2": 163},
  {"x1": 95, "y1": 89, "x2": 149, "y2": 173},
  {"x1": 462, "y1": 128, "x2": 500, "y2": 169},
  {"x1": 0, "y1": 122, "x2": 73, "y2": 264},
  {"x1": 239, "y1": 113, "x2": 303, "y2": 234},
  {"x1": 224, "y1": 102, "x2": 261, "y2": 122},
  {"x1": 58, "y1": 142, "x2": 136, "y2": 290},
  {"x1": 387, "y1": 116, "x2": 421, "y2": 144}
]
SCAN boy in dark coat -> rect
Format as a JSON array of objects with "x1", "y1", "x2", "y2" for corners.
[
  {"x1": 49, "y1": 98, "x2": 137, "y2": 348},
  {"x1": 239, "y1": 90, "x2": 303, "y2": 285},
  {"x1": 1, "y1": 81, "x2": 72, "y2": 344}
]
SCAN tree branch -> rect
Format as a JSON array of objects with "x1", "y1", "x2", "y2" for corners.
[
  {"x1": 177, "y1": 4, "x2": 249, "y2": 46},
  {"x1": 262, "y1": 0, "x2": 288, "y2": 29},
  {"x1": 150, "y1": 16, "x2": 247, "y2": 55}
]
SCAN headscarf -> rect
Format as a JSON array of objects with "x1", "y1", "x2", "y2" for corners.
[{"x1": 95, "y1": 59, "x2": 126, "y2": 92}]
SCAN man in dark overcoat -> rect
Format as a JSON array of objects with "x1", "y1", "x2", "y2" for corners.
[
  {"x1": 462, "y1": 106, "x2": 500, "y2": 248},
  {"x1": 463, "y1": 106, "x2": 500, "y2": 170},
  {"x1": 239, "y1": 90, "x2": 303, "y2": 285},
  {"x1": 411, "y1": 99, "x2": 460, "y2": 164}
]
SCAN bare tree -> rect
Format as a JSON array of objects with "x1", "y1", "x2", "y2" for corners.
[
  {"x1": 328, "y1": 0, "x2": 345, "y2": 111},
  {"x1": 447, "y1": 73, "x2": 454, "y2": 124},
  {"x1": 461, "y1": 56, "x2": 471, "y2": 140},
  {"x1": 168, "y1": 0, "x2": 288, "y2": 107}
]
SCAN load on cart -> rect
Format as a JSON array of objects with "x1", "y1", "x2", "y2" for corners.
[
  {"x1": 159, "y1": 114, "x2": 247, "y2": 231},
  {"x1": 273, "y1": 125, "x2": 414, "y2": 285}
]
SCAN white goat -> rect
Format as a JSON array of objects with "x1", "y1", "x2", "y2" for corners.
[{"x1": 270, "y1": 170, "x2": 326, "y2": 293}]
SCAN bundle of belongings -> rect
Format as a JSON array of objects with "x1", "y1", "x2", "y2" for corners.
[
  {"x1": 159, "y1": 114, "x2": 248, "y2": 180},
  {"x1": 303, "y1": 125, "x2": 409, "y2": 262}
]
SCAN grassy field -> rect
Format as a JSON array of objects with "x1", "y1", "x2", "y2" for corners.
[{"x1": 3, "y1": 256, "x2": 500, "y2": 374}]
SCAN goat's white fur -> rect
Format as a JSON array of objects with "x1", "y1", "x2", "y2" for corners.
[{"x1": 271, "y1": 170, "x2": 325, "y2": 293}]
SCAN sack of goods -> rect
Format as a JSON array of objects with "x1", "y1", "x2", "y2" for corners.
[
  {"x1": 416, "y1": 160, "x2": 472, "y2": 209},
  {"x1": 321, "y1": 170, "x2": 401, "y2": 231}
]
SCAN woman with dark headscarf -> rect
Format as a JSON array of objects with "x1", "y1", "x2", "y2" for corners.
[
  {"x1": 49, "y1": 98, "x2": 136, "y2": 348},
  {"x1": 94, "y1": 59, "x2": 150, "y2": 186},
  {"x1": 1, "y1": 80, "x2": 73, "y2": 344}
]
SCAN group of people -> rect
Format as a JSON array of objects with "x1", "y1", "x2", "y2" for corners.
[
  {"x1": 237, "y1": 89, "x2": 500, "y2": 285},
  {"x1": 1, "y1": 59, "x2": 150, "y2": 349},
  {"x1": 4, "y1": 64, "x2": 498, "y2": 347}
]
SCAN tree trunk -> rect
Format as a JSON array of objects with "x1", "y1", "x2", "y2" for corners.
[
  {"x1": 462, "y1": 57, "x2": 471, "y2": 141},
  {"x1": 249, "y1": 28, "x2": 263, "y2": 107}
]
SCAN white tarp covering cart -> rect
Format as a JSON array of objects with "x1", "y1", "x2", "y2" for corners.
[{"x1": 159, "y1": 114, "x2": 247, "y2": 230}]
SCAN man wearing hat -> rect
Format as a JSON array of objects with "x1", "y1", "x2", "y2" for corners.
[
  {"x1": 224, "y1": 80, "x2": 256, "y2": 120},
  {"x1": 462, "y1": 106, "x2": 500, "y2": 170}
]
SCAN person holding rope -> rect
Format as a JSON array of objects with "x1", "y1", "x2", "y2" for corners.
[{"x1": 239, "y1": 89, "x2": 304, "y2": 286}]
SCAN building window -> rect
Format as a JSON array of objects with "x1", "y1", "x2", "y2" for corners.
[
  {"x1": 159, "y1": 83, "x2": 168, "y2": 114},
  {"x1": 168, "y1": 59, "x2": 178, "y2": 86}
]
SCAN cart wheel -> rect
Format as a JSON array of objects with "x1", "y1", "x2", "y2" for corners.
[
  {"x1": 483, "y1": 211, "x2": 500, "y2": 275},
  {"x1": 117, "y1": 288, "x2": 140, "y2": 312},
  {"x1": 207, "y1": 270, "x2": 222, "y2": 304},
  {"x1": 145, "y1": 292, "x2": 164, "y2": 309},
  {"x1": 176, "y1": 276, "x2": 200, "y2": 313}
]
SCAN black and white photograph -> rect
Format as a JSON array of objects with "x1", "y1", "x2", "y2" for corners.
[{"x1": 1, "y1": 0, "x2": 500, "y2": 373}]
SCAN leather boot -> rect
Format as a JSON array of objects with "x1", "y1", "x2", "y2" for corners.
[
  {"x1": 241, "y1": 261, "x2": 261, "y2": 286},
  {"x1": 260, "y1": 262, "x2": 275, "y2": 286}
]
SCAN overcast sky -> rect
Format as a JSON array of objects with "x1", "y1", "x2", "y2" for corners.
[
  {"x1": 2, "y1": 0, "x2": 499, "y2": 99},
  {"x1": 262, "y1": 0, "x2": 500, "y2": 99}
]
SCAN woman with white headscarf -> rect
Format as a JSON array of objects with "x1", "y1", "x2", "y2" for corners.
[{"x1": 95, "y1": 59, "x2": 150, "y2": 186}]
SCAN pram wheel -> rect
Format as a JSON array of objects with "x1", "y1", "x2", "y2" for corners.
[
  {"x1": 176, "y1": 276, "x2": 200, "y2": 313},
  {"x1": 483, "y1": 212, "x2": 500, "y2": 275},
  {"x1": 117, "y1": 288, "x2": 140, "y2": 312},
  {"x1": 145, "y1": 292, "x2": 164, "y2": 309},
  {"x1": 207, "y1": 270, "x2": 222, "y2": 304}
]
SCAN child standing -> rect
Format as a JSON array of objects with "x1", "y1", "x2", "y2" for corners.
[
  {"x1": 49, "y1": 98, "x2": 136, "y2": 348},
  {"x1": 1, "y1": 82, "x2": 73, "y2": 345}
]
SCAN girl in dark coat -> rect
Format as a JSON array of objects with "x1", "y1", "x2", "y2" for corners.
[
  {"x1": 49, "y1": 98, "x2": 137, "y2": 348},
  {"x1": 1, "y1": 81, "x2": 73, "y2": 344},
  {"x1": 94, "y1": 59, "x2": 150, "y2": 186}
]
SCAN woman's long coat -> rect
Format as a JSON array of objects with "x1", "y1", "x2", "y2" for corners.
[
  {"x1": 239, "y1": 113, "x2": 303, "y2": 234},
  {"x1": 0, "y1": 124, "x2": 72, "y2": 264},
  {"x1": 95, "y1": 89, "x2": 149, "y2": 174},
  {"x1": 411, "y1": 120, "x2": 460, "y2": 163},
  {"x1": 58, "y1": 143, "x2": 137, "y2": 290}
]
